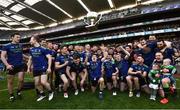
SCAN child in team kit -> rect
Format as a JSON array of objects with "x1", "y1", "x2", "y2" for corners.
[
  {"x1": 148, "y1": 64, "x2": 161, "y2": 101},
  {"x1": 160, "y1": 58, "x2": 177, "y2": 104}
]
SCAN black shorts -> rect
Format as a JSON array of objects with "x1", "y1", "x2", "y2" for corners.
[
  {"x1": 7, "y1": 64, "x2": 24, "y2": 75},
  {"x1": 70, "y1": 70, "x2": 83, "y2": 74},
  {"x1": 119, "y1": 76, "x2": 127, "y2": 83},
  {"x1": 33, "y1": 70, "x2": 46, "y2": 77},
  {"x1": 129, "y1": 74, "x2": 142, "y2": 78},
  {"x1": 140, "y1": 78, "x2": 147, "y2": 86},
  {"x1": 58, "y1": 71, "x2": 66, "y2": 76},
  {"x1": 106, "y1": 77, "x2": 113, "y2": 83},
  {"x1": 90, "y1": 77, "x2": 100, "y2": 87}
]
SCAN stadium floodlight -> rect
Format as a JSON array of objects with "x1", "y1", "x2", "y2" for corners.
[
  {"x1": 107, "y1": 0, "x2": 114, "y2": 8},
  {"x1": 32, "y1": 26, "x2": 45, "y2": 30},
  {"x1": 15, "y1": 27, "x2": 30, "y2": 31},
  {"x1": 84, "y1": 11, "x2": 102, "y2": 31},
  {"x1": 46, "y1": 0, "x2": 73, "y2": 18},
  {"x1": 77, "y1": 0, "x2": 90, "y2": 12},
  {"x1": 48, "y1": 22, "x2": 58, "y2": 27},
  {"x1": 62, "y1": 19, "x2": 73, "y2": 24},
  {"x1": 116, "y1": 4, "x2": 136, "y2": 11},
  {"x1": 99, "y1": 10, "x2": 111, "y2": 15},
  {"x1": 141, "y1": 0, "x2": 165, "y2": 5}
]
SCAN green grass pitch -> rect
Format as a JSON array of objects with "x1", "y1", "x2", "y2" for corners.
[{"x1": 0, "y1": 72, "x2": 180, "y2": 109}]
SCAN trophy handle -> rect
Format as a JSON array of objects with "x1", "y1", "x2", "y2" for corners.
[{"x1": 93, "y1": 14, "x2": 102, "y2": 26}]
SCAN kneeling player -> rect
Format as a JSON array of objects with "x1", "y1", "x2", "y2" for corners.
[
  {"x1": 66, "y1": 55, "x2": 88, "y2": 95},
  {"x1": 27, "y1": 36, "x2": 54, "y2": 101},
  {"x1": 126, "y1": 56, "x2": 149, "y2": 98}
]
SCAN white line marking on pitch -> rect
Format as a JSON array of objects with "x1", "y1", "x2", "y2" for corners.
[
  {"x1": 0, "y1": 88, "x2": 8, "y2": 92},
  {"x1": 0, "y1": 77, "x2": 33, "y2": 92}
]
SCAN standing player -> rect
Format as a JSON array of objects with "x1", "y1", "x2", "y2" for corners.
[
  {"x1": 138, "y1": 38, "x2": 156, "y2": 67},
  {"x1": 156, "y1": 40, "x2": 179, "y2": 64},
  {"x1": 102, "y1": 54, "x2": 119, "y2": 96},
  {"x1": 47, "y1": 41, "x2": 57, "y2": 87},
  {"x1": 40, "y1": 38, "x2": 47, "y2": 48},
  {"x1": 1, "y1": 33, "x2": 25, "y2": 102},
  {"x1": 86, "y1": 48, "x2": 107, "y2": 99},
  {"x1": 53, "y1": 44, "x2": 61, "y2": 91},
  {"x1": 27, "y1": 36, "x2": 54, "y2": 101},
  {"x1": 55, "y1": 46, "x2": 69, "y2": 98},
  {"x1": 114, "y1": 53, "x2": 129, "y2": 92}
]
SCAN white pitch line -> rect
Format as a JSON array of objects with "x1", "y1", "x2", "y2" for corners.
[
  {"x1": 0, "y1": 88, "x2": 8, "y2": 92},
  {"x1": 0, "y1": 87, "x2": 18, "y2": 92},
  {"x1": 0, "y1": 77, "x2": 33, "y2": 92}
]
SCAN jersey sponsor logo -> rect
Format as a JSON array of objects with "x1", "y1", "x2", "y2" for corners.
[
  {"x1": 31, "y1": 49, "x2": 42, "y2": 57},
  {"x1": 9, "y1": 45, "x2": 22, "y2": 53}
]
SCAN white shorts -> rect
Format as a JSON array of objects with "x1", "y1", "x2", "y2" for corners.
[{"x1": 149, "y1": 83, "x2": 159, "y2": 90}]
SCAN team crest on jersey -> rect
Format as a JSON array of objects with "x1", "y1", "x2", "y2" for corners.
[
  {"x1": 105, "y1": 61, "x2": 113, "y2": 69},
  {"x1": 35, "y1": 49, "x2": 41, "y2": 53},
  {"x1": 90, "y1": 62, "x2": 98, "y2": 70}
]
